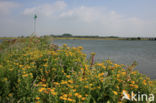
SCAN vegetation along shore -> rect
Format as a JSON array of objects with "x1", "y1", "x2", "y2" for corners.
[
  {"x1": 0, "y1": 33, "x2": 156, "y2": 41},
  {"x1": 0, "y1": 36, "x2": 156, "y2": 103},
  {"x1": 51, "y1": 34, "x2": 156, "y2": 40}
]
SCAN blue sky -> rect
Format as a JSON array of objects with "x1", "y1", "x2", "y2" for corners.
[{"x1": 0, "y1": 0, "x2": 156, "y2": 37}]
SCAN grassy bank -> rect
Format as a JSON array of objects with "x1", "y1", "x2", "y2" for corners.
[
  {"x1": 152, "y1": 80, "x2": 156, "y2": 93},
  {"x1": 52, "y1": 36, "x2": 156, "y2": 40},
  {"x1": 53, "y1": 37, "x2": 123, "y2": 40},
  {"x1": 0, "y1": 36, "x2": 155, "y2": 103},
  {"x1": 0, "y1": 37, "x2": 16, "y2": 40},
  {"x1": 1, "y1": 36, "x2": 155, "y2": 41}
]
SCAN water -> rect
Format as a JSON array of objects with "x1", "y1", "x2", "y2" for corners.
[{"x1": 53, "y1": 39, "x2": 156, "y2": 79}]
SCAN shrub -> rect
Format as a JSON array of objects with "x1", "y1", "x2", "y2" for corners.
[{"x1": 0, "y1": 36, "x2": 154, "y2": 103}]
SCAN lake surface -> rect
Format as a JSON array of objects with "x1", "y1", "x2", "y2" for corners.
[{"x1": 53, "y1": 39, "x2": 156, "y2": 79}]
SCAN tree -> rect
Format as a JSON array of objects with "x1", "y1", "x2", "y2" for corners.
[
  {"x1": 62, "y1": 33, "x2": 72, "y2": 37},
  {"x1": 137, "y1": 37, "x2": 141, "y2": 40}
]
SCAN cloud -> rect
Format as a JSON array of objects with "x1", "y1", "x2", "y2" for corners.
[
  {"x1": 1, "y1": 1, "x2": 156, "y2": 37},
  {"x1": 22, "y1": 2, "x2": 156, "y2": 37},
  {"x1": 23, "y1": 1, "x2": 67, "y2": 16},
  {"x1": 59, "y1": 6, "x2": 140, "y2": 26},
  {"x1": 58, "y1": 6, "x2": 150, "y2": 36},
  {"x1": 0, "y1": 1, "x2": 19, "y2": 14},
  {"x1": 60, "y1": 6, "x2": 103, "y2": 23}
]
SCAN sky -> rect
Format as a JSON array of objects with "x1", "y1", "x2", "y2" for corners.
[{"x1": 0, "y1": 0, "x2": 156, "y2": 37}]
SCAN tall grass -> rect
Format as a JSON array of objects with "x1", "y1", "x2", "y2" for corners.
[{"x1": 0, "y1": 36, "x2": 154, "y2": 103}]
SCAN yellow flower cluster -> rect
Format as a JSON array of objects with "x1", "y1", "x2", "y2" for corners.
[{"x1": 0, "y1": 37, "x2": 153, "y2": 103}]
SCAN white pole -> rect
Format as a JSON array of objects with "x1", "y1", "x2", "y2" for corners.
[
  {"x1": 33, "y1": 14, "x2": 37, "y2": 35},
  {"x1": 34, "y1": 18, "x2": 36, "y2": 33}
]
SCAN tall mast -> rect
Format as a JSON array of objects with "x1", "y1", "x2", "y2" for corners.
[{"x1": 33, "y1": 14, "x2": 37, "y2": 35}]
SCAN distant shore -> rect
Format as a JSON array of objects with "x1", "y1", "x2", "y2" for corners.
[
  {"x1": 0, "y1": 37, "x2": 16, "y2": 40},
  {"x1": 0, "y1": 36, "x2": 156, "y2": 41},
  {"x1": 53, "y1": 36, "x2": 156, "y2": 41}
]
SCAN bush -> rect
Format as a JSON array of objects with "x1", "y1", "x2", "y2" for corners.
[
  {"x1": 0, "y1": 36, "x2": 154, "y2": 103},
  {"x1": 62, "y1": 33, "x2": 72, "y2": 37}
]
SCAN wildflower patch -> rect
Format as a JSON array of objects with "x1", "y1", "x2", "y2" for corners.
[{"x1": 0, "y1": 37, "x2": 154, "y2": 103}]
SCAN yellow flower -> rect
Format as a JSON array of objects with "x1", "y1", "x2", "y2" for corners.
[
  {"x1": 63, "y1": 44, "x2": 67, "y2": 47},
  {"x1": 132, "y1": 71, "x2": 137, "y2": 74},
  {"x1": 78, "y1": 94, "x2": 82, "y2": 98},
  {"x1": 3, "y1": 78, "x2": 8, "y2": 82},
  {"x1": 51, "y1": 92, "x2": 57, "y2": 96},
  {"x1": 122, "y1": 90, "x2": 130, "y2": 98},
  {"x1": 68, "y1": 80, "x2": 73, "y2": 83},
  {"x1": 72, "y1": 47, "x2": 77, "y2": 50},
  {"x1": 50, "y1": 89, "x2": 54, "y2": 92},
  {"x1": 69, "y1": 52, "x2": 73, "y2": 56},
  {"x1": 117, "y1": 74, "x2": 120, "y2": 78},
  {"x1": 44, "y1": 90, "x2": 49, "y2": 94},
  {"x1": 90, "y1": 52, "x2": 96, "y2": 56},
  {"x1": 39, "y1": 88, "x2": 45, "y2": 92},
  {"x1": 98, "y1": 73, "x2": 104, "y2": 77},
  {"x1": 146, "y1": 77, "x2": 150, "y2": 80},
  {"x1": 61, "y1": 81, "x2": 68, "y2": 84},
  {"x1": 102, "y1": 65, "x2": 106, "y2": 69},
  {"x1": 36, "y1": 97, "x2": 40, "y2": 100},
  {"x1": 68, "y1": 85, "x2": 74, "y2": 88},
  {"x1": 43, "y1": 64, "x2": 48, "y2": 67},
  {"x1": 63, "y1": 94, "x2": 68, "y2": 97},
  {"x1": 143, "y1": 80, "x2": 147, "y2": 85},
  {"x1": 54, "y1": 82, "x2": 59, "y2": 85},
  {"x1": 74, "y1": 93, "x2": 79, "y2": 96},
  {"x1": 67, "y1": 98, "x2": 73, "y2": 102},
  {"x1": 41, "y1": 84, "x2": 47, "y2": 87},
  {"x1": 131, "y1": 81, "x2": 135, "y2": 84},
  {"x1": 9, "y1": 68, "x2": 13, "y2": 71},
  {"x1": 132, "y1": 92, "x2": 136, "y2": 97},
  {"x1": 73, "y1": 89, "x2": 76, "y2": 92},
  {"x1": 60, "y1": 96, "x2": 64, "y2": 100},
  {"x1": 82, "y1": 97, "x2": 86, "y2": 100},
  {"x1": 8, "y1": 93, "x2": 13, "y2": 97},
  {"x1": 68, "y1": 93, "x2": 72, "y2": 97},
  {"x1": 116, "y1": 86, "x2": 119, "y2": 89},
  {"x1": 84, "y1": 85, "x2": 89, "y2": 88},
  {"x1": 84, "y1": 65, "x2": 88, "y2": 70},
  {"x1": 63, "y1": 97, "x2": 67, "y2": 100},
  {"x1": 78, "y1": 46, "x2": 83, "y2": 50},
  {"x1": 113, "y1": 91, "x2": 118, "y2": 95},
  {"x1": 22, "y1": 74, "x2": 28, "y2": 78},
  {"x1": 121, "y1": 72, "x2": 126, "y2": 76},
  {"x1": 133, "y1": 85, "x2": 138, "y2": 88},
  {"x1": 19, "y1": 65, "x2": 23, "y2": 68},
  {"x1": 52, "y1": 68, "x2": 56, "y2": 71},
  {"x1": 66, "y1": 75, "x2": 70, "y2": 78},
  {"x1": 149, "y1": 81, "x2": 152, "y2": 84},
  {"x1": 106, "y1": 60, "x2": 112, "y2": 64},
  {"x1": 85, "y1": 94, "x2": 88, "y2": 97},
  {"x1": 114, "y1": 64, "x2": 121, "y2": 68},
  {"x1": 96, "y1": 63, "x2": 103, "y2": 67}
]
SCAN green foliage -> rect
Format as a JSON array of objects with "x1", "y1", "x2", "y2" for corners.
[
  {"x1": 0, "y1": 36, "x2": 154, "y2": 103},
  {"x1": 62, "y1": 33, "x2": 73, "y2": 37}
]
